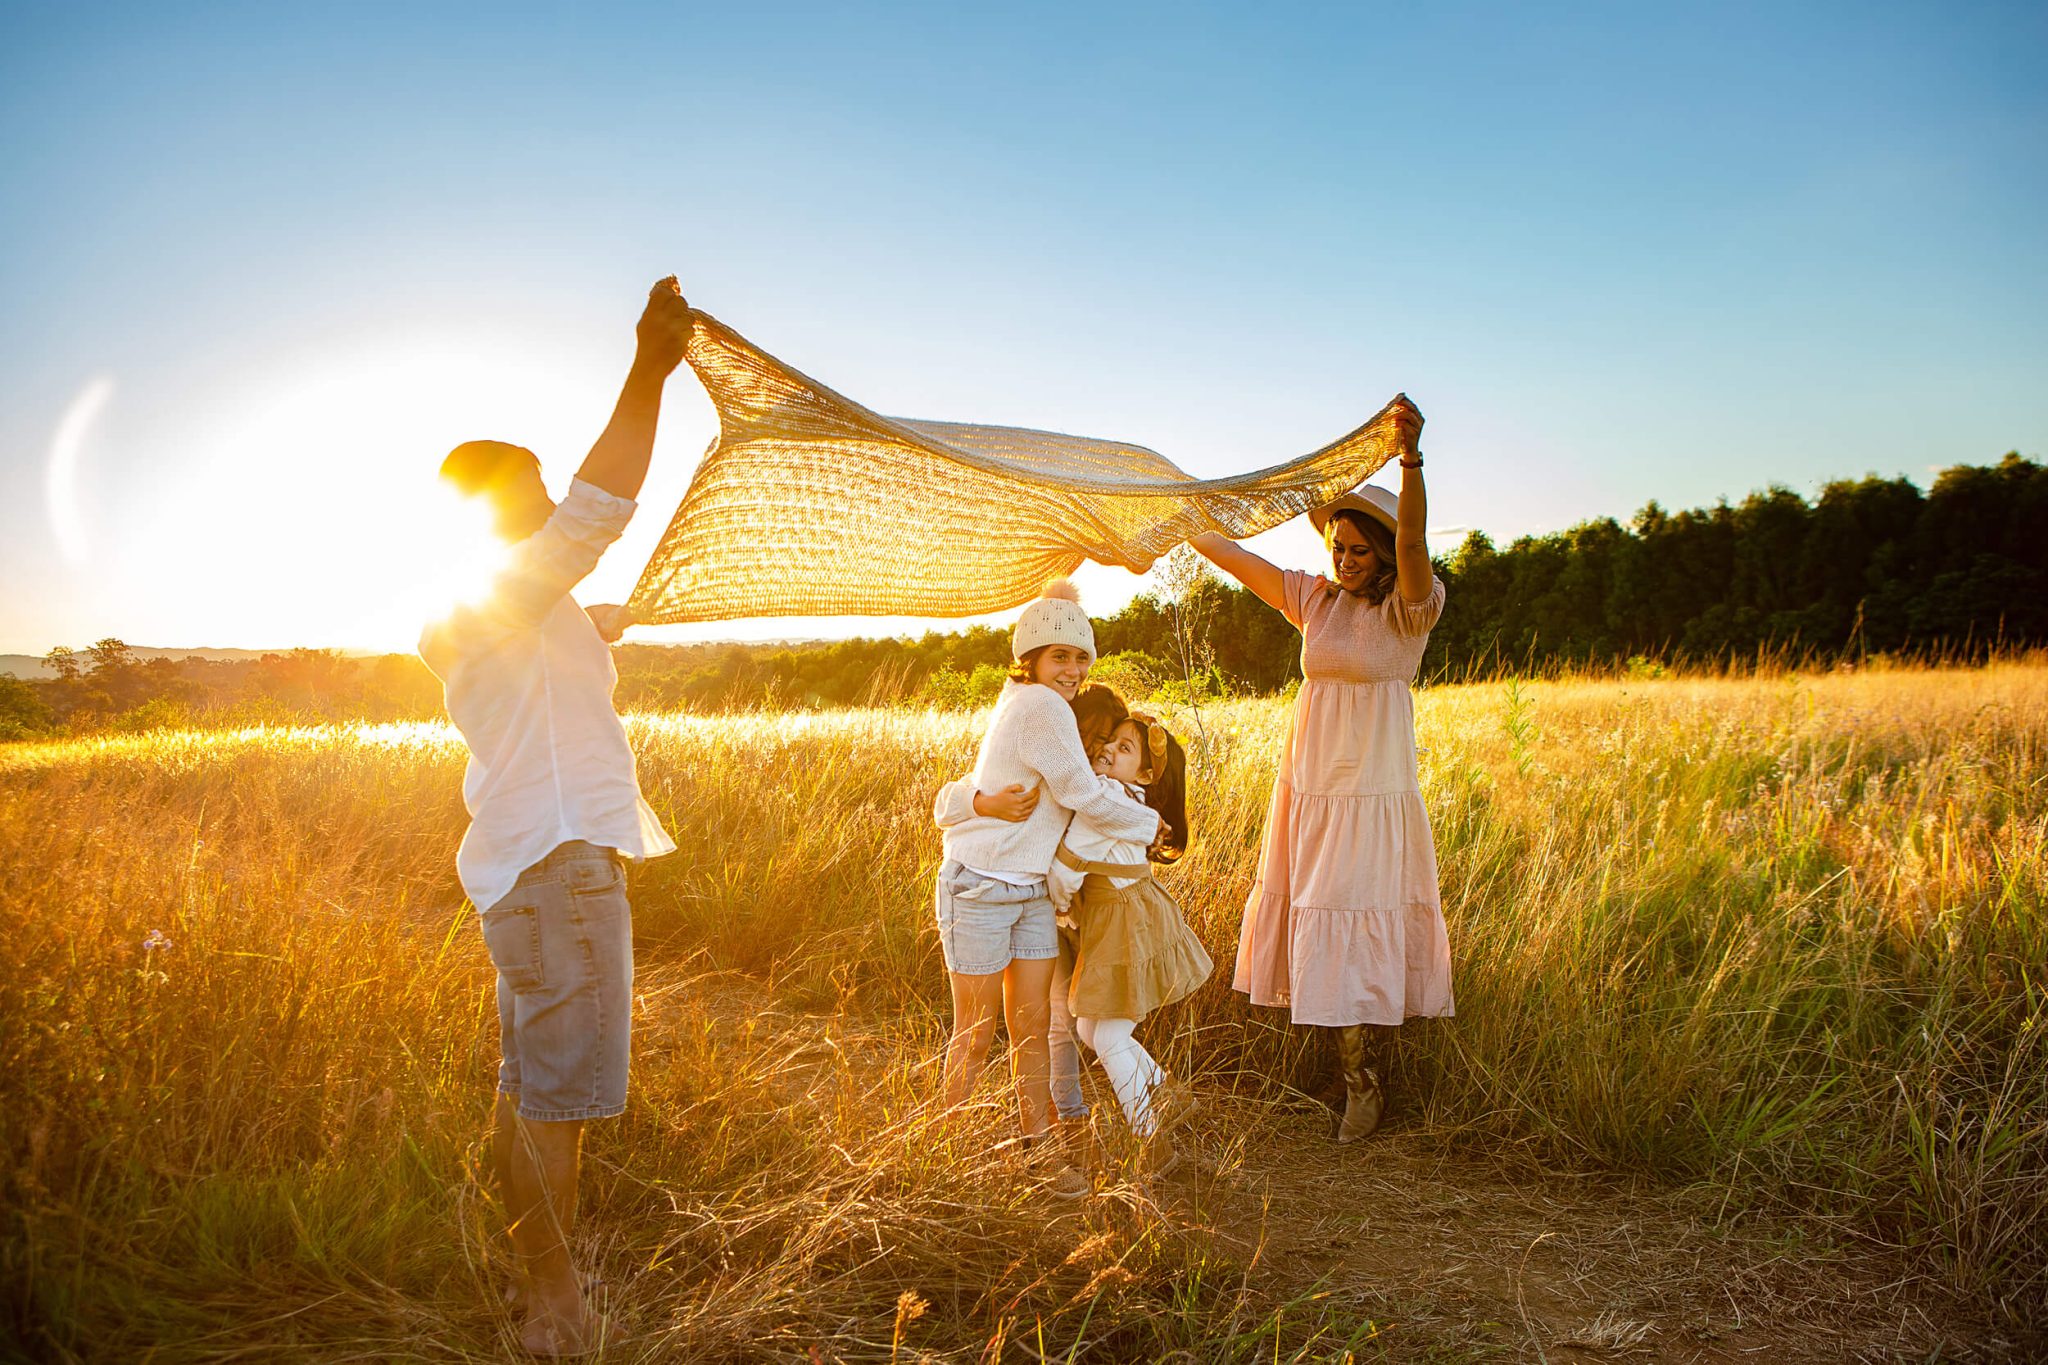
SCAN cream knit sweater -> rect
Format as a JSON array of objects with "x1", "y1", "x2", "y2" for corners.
[{"x1": 935, "y1": 682, "x2": 1162, "y2": 879}]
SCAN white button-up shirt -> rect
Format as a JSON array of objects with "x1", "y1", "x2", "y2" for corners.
[{"x1": 420, "y1": 478, "x2": 676, "y2": 911}]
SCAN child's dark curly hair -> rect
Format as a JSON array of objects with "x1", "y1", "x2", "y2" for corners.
[{"x1": 1070, "y1": 682, "x2": 1130, "y2": 758}]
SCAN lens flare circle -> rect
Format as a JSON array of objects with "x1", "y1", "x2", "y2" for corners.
[{"x1": 46, "y1": 375, "x2": 115, "y2": 565}]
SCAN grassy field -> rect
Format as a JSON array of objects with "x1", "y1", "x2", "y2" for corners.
[{"x1": 2, "y1": 662, "x2": 2044, "y2": 1360}]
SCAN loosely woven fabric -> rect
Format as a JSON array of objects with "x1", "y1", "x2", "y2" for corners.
[{"x1": 628, "y1": 311, "x2": 1414, "y2": 623}]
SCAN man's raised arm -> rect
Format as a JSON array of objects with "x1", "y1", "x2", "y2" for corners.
[{"x1": 575, "y1": 276, "x2": 695, "y2": 501}]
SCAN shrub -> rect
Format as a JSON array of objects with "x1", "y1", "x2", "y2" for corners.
[
  {"x1": 1087, "y1": 650, "x2": 1169, "y2": 703},
  {"x1": 113, "y1": 697, "x2": 192, "y2": 734},
  {"x1": 915, "y1": 662, "x2": 1007, "y2": 711},
  {"x1": 1151, "y1": 662, "x2": 1229, "y2": 707},
  {"x1": 0, "y1": 675, "x2": 54, "y2": 741}
]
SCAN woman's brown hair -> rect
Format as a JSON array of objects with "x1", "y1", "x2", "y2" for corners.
[
  {"x1": 1325, "y1": 508, "x2": 1399, "y2": 605},
  {"x1": 1007, "y1": 645, "x2": 1045, "y2": 684}
]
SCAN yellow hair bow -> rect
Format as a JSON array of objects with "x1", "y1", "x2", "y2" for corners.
[{"x1": 1129, "y1": 711, "x2": 1170, "y2": 772}]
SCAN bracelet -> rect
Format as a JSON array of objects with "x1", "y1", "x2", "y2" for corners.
[{"x1": 1399, "y1": 455, "x2": 1424, "y2": 468}]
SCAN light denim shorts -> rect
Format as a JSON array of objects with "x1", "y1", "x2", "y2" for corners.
[
  {"x1": 479, "y1": 841, "x2": 633, "y2": 1122},
  {"x1": 934, "y1": 858, "x2": 1058, "y2": 975}
]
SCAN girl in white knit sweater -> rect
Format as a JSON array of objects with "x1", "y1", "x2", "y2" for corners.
[{"x1": 931, "y1": 583, "x2": 1161, "y2": 1170}]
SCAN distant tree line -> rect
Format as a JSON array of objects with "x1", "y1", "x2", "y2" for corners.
[
  {"x1": 608, "y1": 629, "x2": 1017, "y2": 712},
  {"x1": 0, "y1": 640, "x2": 448, "y2": 740},
  {"x1": 1063, "y1": 451, "x2": 2048, "y2": 687},
  {"x1": 1428, "y1": 453, "x2": 2046, "y2": 674},
  {"x1": 3, "y1": 454, "x2": 2040, "y2": 738}
]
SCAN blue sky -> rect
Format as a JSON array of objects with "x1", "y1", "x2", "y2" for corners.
[{"x1": 2, "y1": 1, "x2": 2043, "y2": 653}]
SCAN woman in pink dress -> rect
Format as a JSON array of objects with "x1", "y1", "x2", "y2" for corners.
[{"x1": 1189, "y1": 398, "x2": 1450, "y2": 1143}]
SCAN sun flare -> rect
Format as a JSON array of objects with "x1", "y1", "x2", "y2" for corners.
[{"x1": 109, "y1": 333, "x2": 613, "y2": 650}]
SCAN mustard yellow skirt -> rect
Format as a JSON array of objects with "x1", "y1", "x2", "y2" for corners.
[{"x1": 1068, "y1": 878, "x2": 1214, "y2": 1021}]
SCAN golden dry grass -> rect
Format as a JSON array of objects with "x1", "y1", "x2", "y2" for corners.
[{"x1": 1, "y1": 662, "x2": 2044, "y2": 1359}]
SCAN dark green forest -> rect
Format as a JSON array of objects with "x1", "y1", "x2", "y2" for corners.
[
  {"x1": 4, "y1": 454, "x2": 2041, "y2": 739},
  {"x1": 1431, "y1": 453, "x2": 2046, "y2": 672}
]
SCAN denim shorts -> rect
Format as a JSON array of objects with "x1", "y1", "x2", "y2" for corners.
[
  {"x1": 479, "y1": 841, "x2": 633, "y2": 1122},
  {"x1": 934, "y1": 858, "x2": 1058, "y2": 975}
]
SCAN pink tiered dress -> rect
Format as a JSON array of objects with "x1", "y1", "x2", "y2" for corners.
[{"x1": 1232, "y1": 570, "x2": 1454, "y2": 1026}]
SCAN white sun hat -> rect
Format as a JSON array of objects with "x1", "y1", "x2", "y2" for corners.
[
  {"x1": 1012, "y1": 579, "x2": 1095, "y2": 660},
  {"x1": 1308, "y1": 484, "x2": 1400, "y2": 537}
]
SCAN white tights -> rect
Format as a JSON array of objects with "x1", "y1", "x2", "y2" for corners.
[{"x1": 1074, "y1": 1016, "x2": 1164, "y2": 1137}]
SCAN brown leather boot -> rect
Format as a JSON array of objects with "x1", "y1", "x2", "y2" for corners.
[
  {"x1": 1138, "y1": 1126, "x2": 1182, "y2": 1180},
  {"x1": 1019, "y1": 1132, "x2": 1091, "y2": 1199},
  {"x1": 1137, "y1": 1078, "x2": 1200, "y2": 1180},
  {"x1": 1148, "y1": 1077, "x2": 1201, "y2": 1137},
  {"x1": 1333, "y1": 1025, "x2": 1385, "y2": 1143},
  {"x1": 1055, "y1": 1112, "x2": 1102, "y2": 1178}
]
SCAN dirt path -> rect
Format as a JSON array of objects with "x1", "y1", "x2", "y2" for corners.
[
  {"x1": 1171, "y1": 1096, "x2": 2018, "y2": 1363},
  {"x1": 661, "y1": 970, "x2": 2022, "y2": 1362}
]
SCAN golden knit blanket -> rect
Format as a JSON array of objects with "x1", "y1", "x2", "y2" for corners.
[{"x1": 628, "y1": 311, "x2": 1413, "y2": 623}]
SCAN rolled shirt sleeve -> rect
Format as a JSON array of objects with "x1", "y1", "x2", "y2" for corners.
[{"x1": 488, "y1": 479, "x2": 638, "y2": 628}]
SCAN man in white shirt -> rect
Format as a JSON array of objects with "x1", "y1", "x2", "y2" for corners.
[{"x1": 420, "y1": 276, "x2": 691, "y2": 1357}]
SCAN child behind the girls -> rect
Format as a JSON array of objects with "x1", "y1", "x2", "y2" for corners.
[{"x1": 1054, "y1": 710, "x2": 1214, "y2": 1176}]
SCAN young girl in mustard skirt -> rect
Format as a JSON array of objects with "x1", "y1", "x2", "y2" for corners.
[{"x1": 1053, "y1": 711, "x2": 1213, "y2": 1175}]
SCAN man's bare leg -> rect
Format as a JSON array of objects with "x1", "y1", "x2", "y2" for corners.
[
  {"x1": 495, "y1": 1095, "x2": 592, "y2": 1355},
  {"x1": 491, "y1": 1092, "x2": 530, "y2": 1305}
]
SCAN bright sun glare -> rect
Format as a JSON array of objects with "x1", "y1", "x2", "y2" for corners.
[{"x1": 111, "y1": 334, "x2": 611, "y2": 651}]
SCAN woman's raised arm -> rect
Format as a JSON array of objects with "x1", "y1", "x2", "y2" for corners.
[
  {"x1": 1392, "y1": 407, "x2": 1433, "y2": 602},
  {"x1": 1190, "y1": 532, "x2": 1286, "y2": 613}
]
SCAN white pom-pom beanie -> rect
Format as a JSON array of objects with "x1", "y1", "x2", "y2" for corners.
[{"x1": 1012, "y1": 579, "x2": 1095, "y2": 661}]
